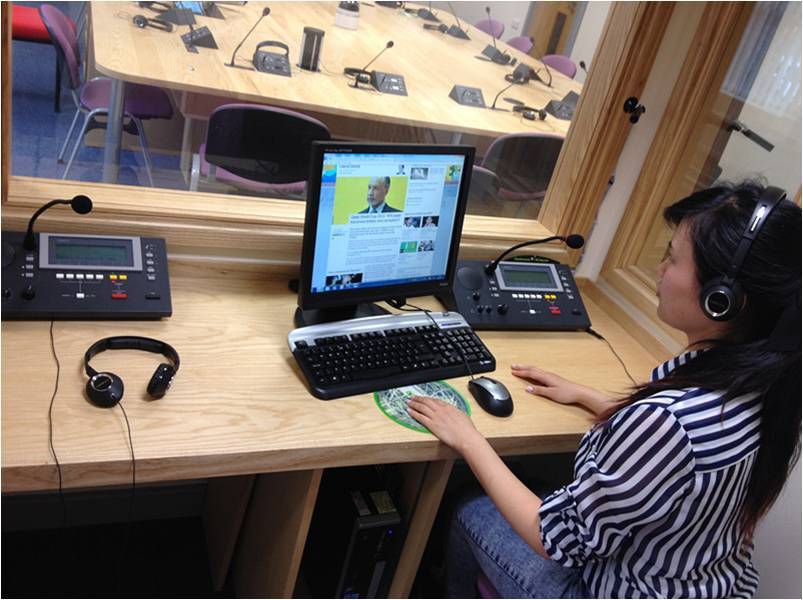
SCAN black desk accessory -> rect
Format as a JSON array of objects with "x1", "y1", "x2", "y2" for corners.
[
  {"x1": 423, "y1": 23, "x2": 447, "y2": 33},
  {"x1": 417, "y1": 2, "x2": 439, "y2": 22},
  {"x1": 253, "y1": 41, "x2": 292, "y2": 77},
  {"x1": 506, "y1": 62, "x2": 552, "y2": 87},
  {"x1": 2, "y1": 196, "x2": 172, "y2": 320},
  {"x1": 174, "y1": 1, "x2": 225, "y2": 19},
  {"x1": 440, "y1": 235, "x2": 589, "y2": 331},
  {"x1": 446, "y1": 2, "x2": 470, "y2": 39},
  {"x1": 344, "y1": 40, "x2": 402, "y2": 93},
  {"x1": 479, "y1": 6, "x2": 511, "y2": 65},
  {"x1": 370, "y1": 71, "x2": 407, "y2": 95},
  {"x1": 182, "y1": 24, "x2": 218, "y2": 52},
  {"x1": 160, "y1": 6, "x2": 196, "y2": 25},
  {"x1": 132, "y1": 14, "x2": 174, "y2": 32},
  {"x1": 449, "y1": 85, "x2": 485, "y2": 107},
  {"x1": 545, "y1": 91, "x2": 579, "y2": 120},
  {"x1": 299, "y1": 26, "x2": 325, "y2": 71},
  {"x1": 226, "y1": 6, "x2": 271, "y2": 69},
  {"x1": 513, "y1": 104, "x2": 547, "y2": 120}
]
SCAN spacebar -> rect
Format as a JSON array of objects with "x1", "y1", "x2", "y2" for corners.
[{"x1": 350, "y1": 366, "x2": 403, "y2": 380}]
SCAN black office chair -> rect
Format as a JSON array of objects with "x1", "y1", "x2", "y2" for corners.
[{"x1": 190, "y1": 103, "x2": 332, "y2": 197}]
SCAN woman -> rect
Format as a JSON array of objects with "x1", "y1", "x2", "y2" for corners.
[{"x1": 408, "y1": 182, "x2": 801, "y2": 598}]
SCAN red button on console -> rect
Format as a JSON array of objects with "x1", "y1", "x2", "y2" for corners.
[{"x1": 111, "y1": 292, "x2": 128, "y2": 299}]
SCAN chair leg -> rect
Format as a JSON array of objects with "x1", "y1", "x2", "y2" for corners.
[
  {"x1": 132, "y1": 116, "x2": 156, "y2": 187},
  {"x1": 58, "y1": 109, "x2": 82, "y2": 163},
  {"x1": 62, "y1": 111, "x2": 94, "y2": 179},
  {"x1": 190, "y1": 154, "x2": 201, "y2": 191}
]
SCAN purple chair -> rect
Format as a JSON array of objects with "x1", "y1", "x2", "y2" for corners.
[
  {"x1": 475, "y1": 17, "x2": 505, "y2": 39},
  {"x1": 541, "y1": 54, "x2": 577, "y2": 79},
  {"x1": 189, "y1": 104, "x2": 331, "y2": 197},
  {"x1": 39, "y1": 4, "x2": 173, "y2": 186},
  {"x1": 506, "y1": 35, "x2": 534, "y2": 55}
]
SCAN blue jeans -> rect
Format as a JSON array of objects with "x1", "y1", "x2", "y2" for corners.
[{"x1": 445, "y1": 491, "x2": 589, "y2": 598}]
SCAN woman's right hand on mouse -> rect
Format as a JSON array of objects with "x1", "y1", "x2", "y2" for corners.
[{"x1": 510, "y1": 364, "x2": 616, "y2": 416}]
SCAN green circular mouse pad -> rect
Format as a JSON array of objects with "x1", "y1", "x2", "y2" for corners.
[{"x1": 374, "y1": 381, "x2": 471, "y2": 433}]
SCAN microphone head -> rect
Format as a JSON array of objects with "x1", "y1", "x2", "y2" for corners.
[
  {"x1": 565, "y1": 234, "x2": 585, "y2": 249},
  {"x1": 262, "y1": 7, "x2": 270, "y2": 16},
  {"x1": 71, "y1": 195, "x2": 93, "y2": 215},
  {"x1": 386, "y1": 40, "x2": 394, "y2": 48},
  {"x1": 485, "y1": 5, "x2": 491, "y2": 14}
]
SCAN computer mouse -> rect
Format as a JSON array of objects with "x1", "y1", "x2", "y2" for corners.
[{"x1": 468, "y1": 376, "x2": 513, "y2": 417}]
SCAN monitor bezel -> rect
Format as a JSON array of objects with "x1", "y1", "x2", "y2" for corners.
[{"x1": 298, "y1": 141, "x2": 475, "y2": 310}]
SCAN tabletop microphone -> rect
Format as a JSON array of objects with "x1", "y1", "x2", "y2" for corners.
[
  {"x1": 344, "y1": 40, "x2": 394, "y2": 87},
  {"x1": 579, "y1": 60, "x2": 588, "y2": 75},
  {"x1": 484, "y1": 234, "x2": 584, "y2": 275},
  {"x1": 446, "y1": 1, "x2": 469, "y2": 39},
  {"x1": 480, "y1": 5, "x2": 511, "y2": 65},
  {"x1": 490, "y1": 81, "x2": 516, "y2": 110},
  {"x1": 228, "y1": 6, "x2": 271, "y2": 67},
  {"x1": 23, "y1": 195, "x2": 93, "y2": 251}
]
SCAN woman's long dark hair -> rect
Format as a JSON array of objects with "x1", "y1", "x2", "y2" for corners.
[{"x1": 601, "y1": 181, "x2": 801, "y2": 540}]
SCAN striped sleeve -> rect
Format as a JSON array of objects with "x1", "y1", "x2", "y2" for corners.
[{"x1": 539, "y1": 403, "x2": 696, "y2": 568}]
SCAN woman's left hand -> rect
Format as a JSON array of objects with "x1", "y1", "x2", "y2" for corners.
[{"x1": 407, "y1": 396, "x2": 482, "y2": 453}]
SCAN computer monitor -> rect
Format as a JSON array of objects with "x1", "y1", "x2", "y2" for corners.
[{"x1": 296, "y1": 142, "x2": 475, "y2": 327}]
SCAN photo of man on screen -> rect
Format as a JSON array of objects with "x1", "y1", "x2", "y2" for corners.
[{"x1": 359, "y1": 177, "x2": 401, "y2": 214}]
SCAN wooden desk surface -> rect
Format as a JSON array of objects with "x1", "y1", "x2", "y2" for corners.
[
  {"x1": 90, "y1": 2, "x2": 581, "y2": 138},
  {"x1": 2, "y1": 262, "x2": 655, "y2": 494}
]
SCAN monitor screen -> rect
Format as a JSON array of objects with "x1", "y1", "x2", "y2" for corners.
[{"x1": 298, "y1": 142, "x2": 474, "y2": 315}]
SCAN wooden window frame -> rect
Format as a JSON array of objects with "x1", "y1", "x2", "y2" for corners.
[
  {"x1": 593, "y1": 2, "x2": 760, "y2": 358},
  {"x1": 1, "y1": 2, "x2": 673, "y2": 271}
]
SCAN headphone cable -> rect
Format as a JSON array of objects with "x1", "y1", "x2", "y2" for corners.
[
  {"x1": 48, "y1": 319, "x2": 67, "y2": 527},
  {"x1": 587, "y1": 327, "x2": 638, "y2": 386}
]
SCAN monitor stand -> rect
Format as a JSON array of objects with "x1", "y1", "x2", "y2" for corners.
[{"x1": 294, "y1": 302, "x2": 390, "y2": 328}]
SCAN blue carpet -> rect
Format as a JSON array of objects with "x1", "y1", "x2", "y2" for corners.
[{"x1": 11, "y1": 2, "x2": 185, "y2": 190}]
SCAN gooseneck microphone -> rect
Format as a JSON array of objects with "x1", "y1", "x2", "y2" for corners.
[
  {"x1": 486, "y1": 6, "x2": 501, "y2": 54},
  {"x1": 446, "y1": 1, "x2": 470, "y2": 39},
  {"x1": 23, "y1": 195, "x2": 93, "y2": 251},
  {"x1": 484, "y1": 234, "x2": 584, "y2": 275},
  {"x1": 228, "y1": 7, "x2": 271, "y2": 67},
  {"x1": 344, "y1": 40, "x2": 394, "y2": 87},
  {"x1": 490, "y1": 81, "x2": 516, "y2": 110}
]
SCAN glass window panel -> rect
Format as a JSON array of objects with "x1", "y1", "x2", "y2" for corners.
[{"x1": 634, "y1": 1, "x2": 801, "y2": 282}]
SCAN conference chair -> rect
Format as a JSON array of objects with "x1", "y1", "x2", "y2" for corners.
[
  {"x1": 541, "y1": 54, "x2": 578, "y2": 79},
  {"x1": 506, "y1": 35, "x2": 534, "y2": 55},
  {"x1": 11, "y1": 4, "x2": 71, "y2": 112},
  {"x1": 189, "y1": 104, "x2": 331, "y2": 197},
  {"x1": 474, "y1": 17, "x2": 505, "y2": 39},
  {"x1": 470, "y1": 133, "x2": 564, "y2": 218},
  {"x1": 39, "y1": 4, "x2": 173, "y2": 187}
]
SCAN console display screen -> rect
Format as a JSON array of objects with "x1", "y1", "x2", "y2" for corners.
[
  {"x1": 42, "y1": 234, "x2": 141, "y2": 270},
  {"x1": 496, "y1": 263, "x2": 563, "y2": 292}
]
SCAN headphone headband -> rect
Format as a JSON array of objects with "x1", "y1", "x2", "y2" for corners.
[
  {"x1": 725, "y1": 185, "x2": 786, "y2": 280},
  {"x1": 254, "y1": 41, "x2": 289, "y2": 55},
  {"x1": 85, "y1": 336, "x2": 180, "y2": 378}
]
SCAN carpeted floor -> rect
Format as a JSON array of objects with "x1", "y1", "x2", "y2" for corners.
[{"x1": 10, "y1": 1, "x2": 185, "y2": 189}]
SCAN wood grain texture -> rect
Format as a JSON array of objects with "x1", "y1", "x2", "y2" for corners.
[
  {"x1": 90, "y1": 2, "x2": 580, "y2": 139},
  {"x1": 231, "y1": 469, "x2": 322, "y2": 598},
  {"x1": 2, "y1": 262, "x2": 657, "y2": 494}
]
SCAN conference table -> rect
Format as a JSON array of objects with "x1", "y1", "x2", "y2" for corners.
[
  {"x1": 1, "y1": 252, "x2": 653, "y2": 596},
  {"x1": 89, "y1": 1, "x2": 582, "y2": 183}
]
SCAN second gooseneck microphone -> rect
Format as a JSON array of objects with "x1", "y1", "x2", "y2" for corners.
[
  {"x1": 228, "y1": 7, "x2": 271, "y2": 67},
  {"x1": 23, "y1": 195, "x2": 93, "y2": 251},
  {"x1": 344, "y1": 40, "x2": 394, "y2": 87},
  {"x1": 484, "y1": 234, "x2": 584, "y2": 275}
]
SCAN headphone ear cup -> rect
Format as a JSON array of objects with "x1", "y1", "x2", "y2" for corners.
[
  {"x1": 147, "y1": 363, "x2": 175, "y2": 399},
  {"x1": 86, "y1": 372, "x2": 125, "y2": 408},
  {"x1": 700, "y1": 277, "x2": 742, "y2": 321}
]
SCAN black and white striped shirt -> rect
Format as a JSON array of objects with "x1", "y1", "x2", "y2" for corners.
[{"x1": 540, "y1": 350, "x2": 761, "y2": 598}]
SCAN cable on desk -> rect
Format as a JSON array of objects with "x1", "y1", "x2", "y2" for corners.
[
  {"x1": 48, "y1": 319, "x2": 67, "y2": 527},
  {"x1": 587, "y1": 327, "x2": 638, "y2": 387}
]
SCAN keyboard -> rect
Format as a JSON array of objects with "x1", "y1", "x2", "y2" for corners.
[{"x1": 288, "y1": 311, "x2": 496, "y2": 399}]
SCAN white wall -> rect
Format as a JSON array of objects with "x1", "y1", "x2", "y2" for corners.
[
  {"x1": 429, "y1": 1, "x2": 534, "y2": 41},
  {"x1": 568, "y1": 1, "x2": 611, "y2": 84}
]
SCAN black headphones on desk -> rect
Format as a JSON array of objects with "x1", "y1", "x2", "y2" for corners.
[
  {"x1": 133, "y1": 14, "x2": 174, "y2": 32},
  {"x1": 84, "y1": 336, "x2": 180, "y2": 407},
  {"x1": 700, "y1": 186, "x2": 787, "y2": 321}
]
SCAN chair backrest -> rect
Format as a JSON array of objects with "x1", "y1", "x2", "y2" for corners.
[
  {"x1": 506, "y1": 35, "x2": 533, "y2": 55},
  {"x1": 39, "y1": 4, "x2": 81, "y2": 90},
  {"x1": 541, "y1": 54, "x2": 577, "y2": 79},
  {"x1": 474, "y1": 18, "x2": 505, "y2": 39},
  {"x1": 481, "y1": 133, "x2": 564, "y2": 201},
  {"x1": 204, "y1": 104, "x2": 332, "y2": 184}
]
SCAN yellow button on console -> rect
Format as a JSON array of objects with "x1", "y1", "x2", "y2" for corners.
[
  {"x1": 119, "y1": 274, "x2": 128, "y2": 281},
  {"x1": 109, "y1": 274, "x2": 118, "y2": 281}
]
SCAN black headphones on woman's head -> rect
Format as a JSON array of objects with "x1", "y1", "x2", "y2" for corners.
[
  {"x1": 84, "y1": 336, "x2": 180, "y2": 407},
  {"x1": 699, "y1": 186, "x2": 787, "y2": 321}
]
